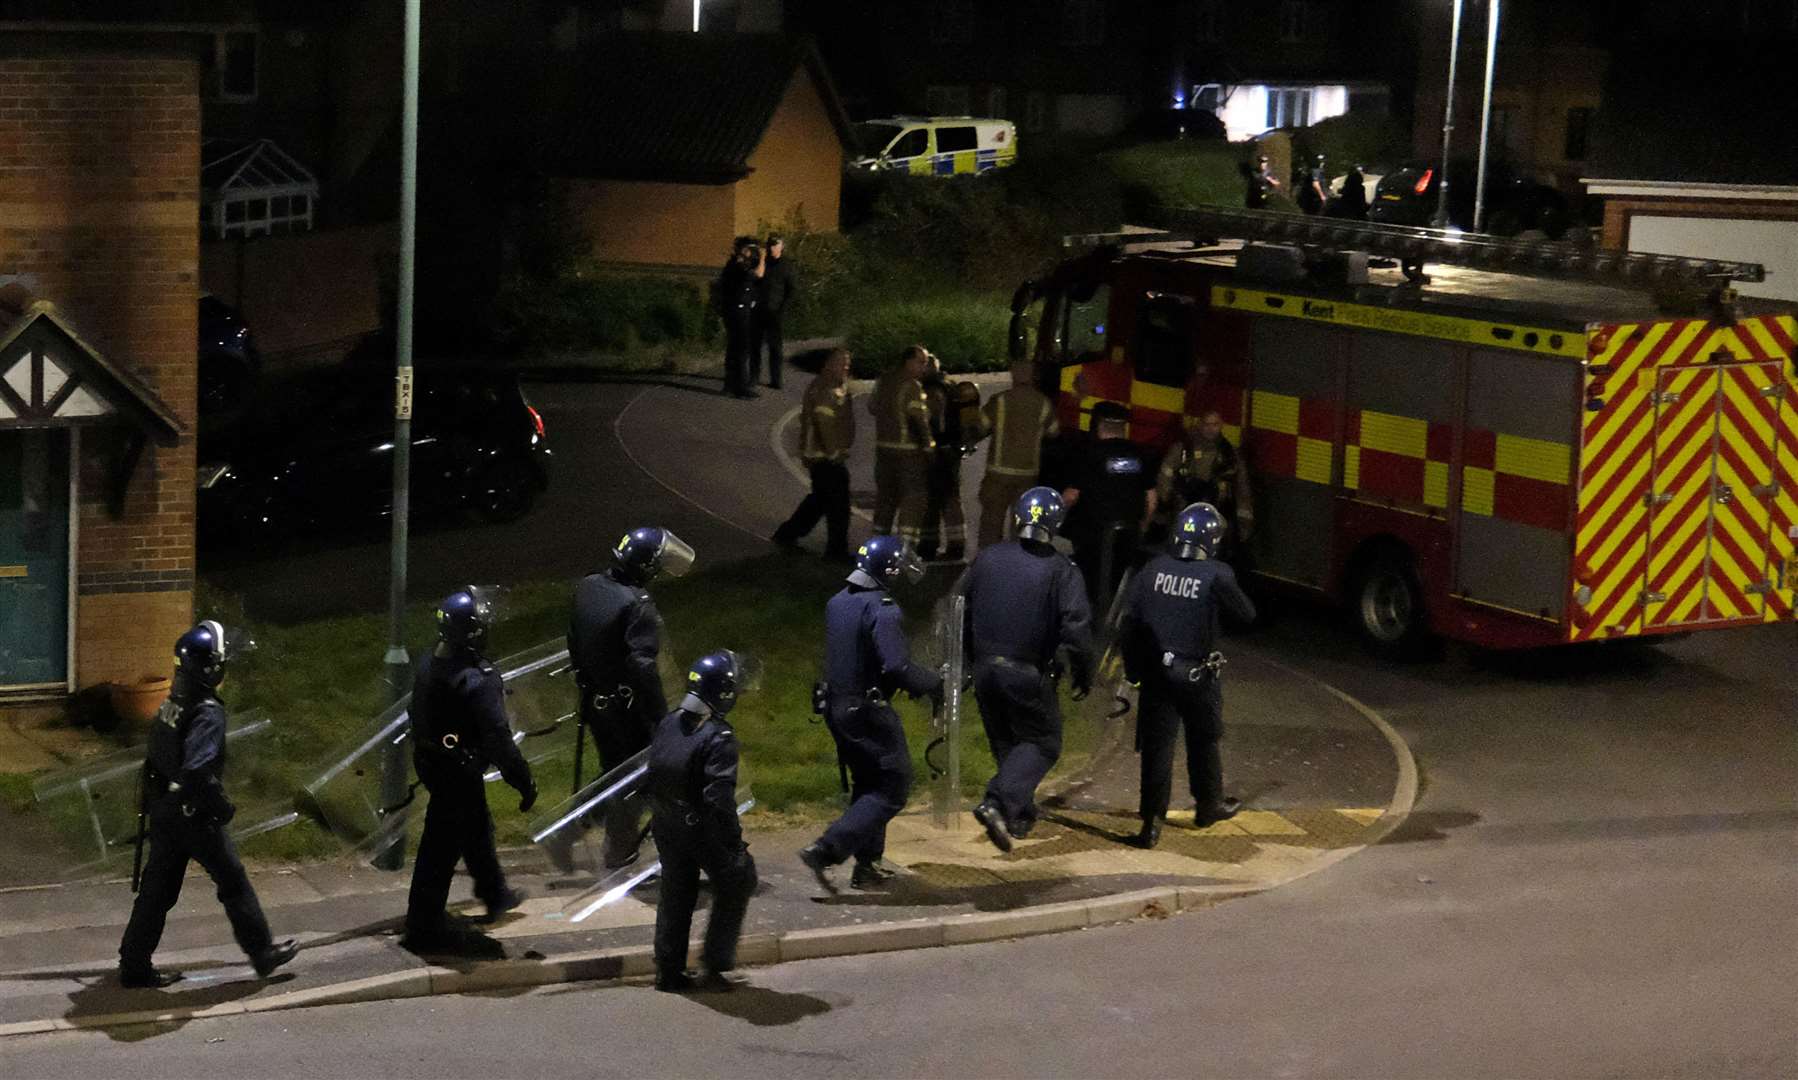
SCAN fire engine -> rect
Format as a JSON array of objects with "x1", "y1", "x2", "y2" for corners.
[{"x1": 1012, "y1": 206, "x2": 1797, "y2": 652}]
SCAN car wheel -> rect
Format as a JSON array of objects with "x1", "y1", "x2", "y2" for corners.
[
  {"x1": 1351, "y1": 550, "x2": 1432, "y2": 659},
  {"x1": 468, "y1": 456, "x2": 538, "y2": 524}
]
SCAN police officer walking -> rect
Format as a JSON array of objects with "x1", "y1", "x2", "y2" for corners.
[
  {"x1": 1063, "y1": 400, "x2": 1156, "y2": 614},
  {"x1": 649, "y1": 650, "x2": 759, "y2": 993},
  {"x1": 976, "y1": 359, "x2": 1060, "y2": 549},
  {"x1": 751, "y1": 233, "x2": 795, "y2": 391},
  {"x1": 567, "y1": 527, "x2": 696, "y2": 868},
  {"x1": 1119, "y1": 503, "x2": 1257, "y2": 849},
  {"x1": 869, "y1": 345, "x2": 936, "y2": 549},
  {"x1": 959, "y1": 488, "x2": 1095, "y2": 851},
  {"x1": 118, "y1": 621, "x2": 297, "y2": 988},
  {"x1": 716, "y1": 237, "x2": 765, "y2": 399},
  {"x1": 403, "y1": 588, "x2": 538, "y2": 952},
  {"x1": 773, "y1": 347, "x2": 855, "y2": 562},
  {"x1": 798, "y1": 536, "x2": 942, "y2": 892}
]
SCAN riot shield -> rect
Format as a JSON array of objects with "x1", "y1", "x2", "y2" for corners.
[
  {"x1": 30, "y1": 711, "x2": 295, "y2": 880},
  {"x1": 1087, "y1": 564, "x2": 1140, "y2": 731},
  {"x1": 560, "y1": 792, "x2": 756, "y2": 924},
  {"x1": 928, "y1": 593, "x2": 965, "y2": 829},
  {"x1": 528, "y1": 746, "x2": 649, "y2": 876}
]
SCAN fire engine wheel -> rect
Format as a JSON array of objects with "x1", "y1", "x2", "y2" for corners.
[{"x1": 1352, "y1": 552, "x2": 1430, "y2": 658}]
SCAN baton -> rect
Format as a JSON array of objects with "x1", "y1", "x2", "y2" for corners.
[
  {"x1": 572, "y1": 719, "x2": 586, "y2": 795},
  {"x1": 130, "y1": 762, "x2": 149, "y2": 894}
]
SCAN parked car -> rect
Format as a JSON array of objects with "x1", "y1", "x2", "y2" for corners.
[
  {"x1": 198, "y1": 294, "x2": 261, "y2": 416},
  {"x1": 1368, "y1": 160, "x2": 1572, "y2": 238},
  {"x1": 848, "y1": 116, "x2": 1017, "y2": 176},
  {"x1": 197, "y1": 354, "x2": 550, "y2": 547}
]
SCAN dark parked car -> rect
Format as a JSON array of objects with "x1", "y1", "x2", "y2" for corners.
[
  {"x1": 197, "y1": 356, "x2": 550, "y2": 547},
  {"x1": 198, "y1": 294, "x2": 261, "y2": 416},
  {"x1": 1368, "y1": 160, "x2": 1572, "y2": 238}
]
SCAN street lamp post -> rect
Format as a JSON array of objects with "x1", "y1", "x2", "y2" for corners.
[
  {"x1": 1433, "y1": 0, "x2": 1466, "y2": 228},
  {"x1": 375, "y1": 0, "x2": 421, "y2": 871},
  {"x1": 1472, "y1": 0, "x2": 1502, "y2": 233}
]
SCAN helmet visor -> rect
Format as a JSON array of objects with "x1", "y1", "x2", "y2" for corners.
[
  {"x1": 657, "y1": 530, "x2": 697, "y2": 579},
  {"x1": 894, "y1": 543, "x2": 926, "y2": 587},
  {"x1": 723, "y1": 650, "x2": 764, "y2": 697},
  {"x1": 198, "y1": 620, "x2": 262, "y2": 664}
]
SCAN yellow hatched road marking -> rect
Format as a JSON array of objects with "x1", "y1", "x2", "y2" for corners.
[
  {"x1": 1338, "y1": 808, "x2": 1384, "y2": 825},
  {"x1": 1231, "y1": 811, "x2": 1308, "y2": 837},
  {"x1": 1251, "y1": 389, "x2": 1299, "y2": 434}
]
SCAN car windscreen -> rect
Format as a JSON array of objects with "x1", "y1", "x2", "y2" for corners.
[{"x1": 853, "y1": 123, "x2": 904, "y2": 156}]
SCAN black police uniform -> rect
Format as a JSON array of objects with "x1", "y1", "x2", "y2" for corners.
[
  {"x1": 647, "y1": 707, "x2": 756, "y2": 979},
  {"x1": 752, "y1": 253, "x2": 795, "y2": 390},
  {"x1": 717, "y1": 255, "x2": 759, "y2": 396},
  {"x1": 960, "y1": 538, "x2": 1095, "y2": 833},
  {"x1": 813, "y1": 584, "x2": 941, "y2": 867},
  {"x1": 1067, "y1": 432, "x2": 1153, "y2": 612},
  {"x1": 568, "y1": 570, "x2": 666, "y2": 862},
  {"x1": 120, "y1": 673, "x2": 277, "y2": 977},
  {"x1": 404, "y1": 646, "x2": 535, "y2": 939},
  {"x1": 1120, "y1": 552, "x2": 1257, "y2": 823}
]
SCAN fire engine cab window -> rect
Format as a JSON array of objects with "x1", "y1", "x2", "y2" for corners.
[
  {"x1": 1134, "y1": 293, "x2": 1195, "y2": 387},
  {"x1": 1059, "y1": 282, "x2": 1110, "y2": 363}
]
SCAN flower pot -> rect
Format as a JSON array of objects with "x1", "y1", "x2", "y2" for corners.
[{"x1": 109, "y1": 675, "x2": 172, "y2": 728}]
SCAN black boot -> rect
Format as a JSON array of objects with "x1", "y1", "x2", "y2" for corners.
[
  {"x1": 695, "y1": 970, "x2": 744, "y2": 993},
  {"x1": 1194, "y1": 797, "x2": 1242, "y2": 827},
  {"x1": 656, "y1": 970, "x2": 697, "y2": 993},
  {"x1": 479, "y1": 886, "x2": 528, "y2": 923},
  {"x1": 252, "y1": 940, "x2": 299, "y2": 978},
  {"x1": 1132, "y1": 818, "x2": 1162, "y2": 850},
  {"x1": 972, "y1": 801, "x2": 1014, "y2": 853},
  {"x1": 850, "y1": 860, "x2": 899, "y2": 890},
  {"x1": 119, "y1": 965, "x2": 183, "y2": 989},
  {"x1": 798, "y1": 843, "x2": 839, "y2": 894}
]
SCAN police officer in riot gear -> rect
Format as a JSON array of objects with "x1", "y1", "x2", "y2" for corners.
[
  {"x1": 1063, "y1": 400, "x2": 1156, "y2": 614},
  {"x1": 119, "y1": 621, "x2": 297, "y2": 988},
  {"x1": 649, "y1": 650, "x2": 758, "y2": 993},
  {"x1": 1119, "y1": 503, "x2": 1257, "y2": 849},
  {"x1": 798, "y1": 535, "x2": 942, "y2": 892},
  {"x1": 567, "y1": 527, "x2": 696, "y2": 867},
  {"x1": 403, "y1": 588, "x2": 538, "y2": 952},
  {"x1": 959, "y1": 487, "x2": 1095, "y2": 851}
]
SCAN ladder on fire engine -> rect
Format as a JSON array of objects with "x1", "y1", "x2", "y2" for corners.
[{"x1": 1064, "y1": 205, "x2": 1767, "y2": 295}]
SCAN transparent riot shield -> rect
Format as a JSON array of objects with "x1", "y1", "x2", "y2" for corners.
[
  {"x1": 560, "y1": 791, "x2": 756, "y2": 925},
  {"x1": 483, "y1": 639, "x2": 580, "y2": 782},
  {"x1": 1089, "y1": 565, "x2": 1140, "y2": 732},
  {"x1": 928, "y1": 593, "x2": 965, "y2": 829},
  {"x1": 30, "y1": 711, "x2": 295, "y2": 880},
  {"x1": 528, "y1": 746, "x2": 649, "y2": 877}
]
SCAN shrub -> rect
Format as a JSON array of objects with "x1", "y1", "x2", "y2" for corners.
[
  {"x1": 489, "y1": 270, "x2": 715, "y2": 356},
  {"x1": 1103, "y1": 139, "x2": 1247, "y2": 215},
  {"x1": 1291, "y1": 112, "x2": 1412, "y2": 174},
  {"x1": 844, "y1": 294, "x2": 1011, "y2": 377}
]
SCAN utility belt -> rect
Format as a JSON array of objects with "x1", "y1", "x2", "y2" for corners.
[
  {"x1": 811, "y1": 680, "x2": 889, "y2": 716},
  {"x1": 1160, "y1": 650, "x2": 1226, "y2": 685},
  {"x1": 987, "y1": 655, "x2": 1063, "y2": 680},
  {"x1": 418, "y1": 725, "x2": 484, "y2": 777},
  {"x1": 579, "y1": 681, "x2": 635, "y2": 716}
]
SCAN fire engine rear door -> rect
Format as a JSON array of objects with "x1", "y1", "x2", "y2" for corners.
[{"x1": 1706, "y1": 362, "x2": 1785, "y2": 620}]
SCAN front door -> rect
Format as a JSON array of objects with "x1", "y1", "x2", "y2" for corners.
[{"x1": 0, "y1": 430, "x2": 71, "y2": 689}]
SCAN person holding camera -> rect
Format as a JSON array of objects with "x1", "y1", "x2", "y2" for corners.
[
  {"x1": 716, "y1": 237, "x2": 765, "y2": 399},
  {"x1": 752, "y1": 234, "x2": 795, "y2": 391}
]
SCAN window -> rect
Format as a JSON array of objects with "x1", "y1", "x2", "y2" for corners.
[
  {"x1": 1058, "y1": 281, "x2": 1111, "y2": 364},
  {"x1": 931, "y1": 0, "x2": 975, "y2": 44},
  {"x1": 1023, "y1": 92, "x2": 1048, "y2": 132},
  {"x1": 1266, "y1": 88, "x2": 1311, "y2": 129},
  {"x1": 889, "y1": 128, "x2": 929, "y2": 160},
  {"x1": 1279, "y1": 0, "x2": 1320, "y2": 43},
  {"x1": 936, "y1": 126, "x2": 978, "y2": 153},
  {"x1": 926, "y1": 85, "x2": 970, "y2": 116},
  {"x1": 1194, "y1": 0, "x2": 1222, "y2": 42},
  {"x1": 1135, "y1": 293, "x2": 1197, "y2": 388},
  {"x1": 1563, "y1": 107, "x2": 1592, "y2": 161},
  {"x1": 987, "y1": 86, "x2": 1008, "y2": 120},
  {"x1": 213, "y1": 30, "x2": 258, "y2": 102},
  {"x1": 1062, "y1": 0, "x2": 1106, "y2": 46}
]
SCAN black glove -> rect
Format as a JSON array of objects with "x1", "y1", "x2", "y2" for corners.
[
  {"x1": 1070, "y1": 681, "x2": 1092, "y2": 702},
  {"x1": 517, "y1": 784, "x2": 538, "y2": 814}
]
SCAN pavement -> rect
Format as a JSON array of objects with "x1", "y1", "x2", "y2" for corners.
[{"x1": 0, "y1": 371, "x2": 1412, "y2": 1038}]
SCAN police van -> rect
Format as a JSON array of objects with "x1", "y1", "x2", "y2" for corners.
[{"x1": 849, "y1": 116, "x2": 1018, "y2": 177}]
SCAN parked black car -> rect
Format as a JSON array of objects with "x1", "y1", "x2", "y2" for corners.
[
  {"x1": 198, "y1": 294, "x2": 261, "y2": 416},
  {"x1": 197, "y1": 355, "x2": 551, "y2": 547},
  {"x1": 1368, "y1": 160, "x2": 1572, "y2": 238}
]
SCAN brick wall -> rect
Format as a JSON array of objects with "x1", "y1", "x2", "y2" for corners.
[{"x1": 0, "y1": 40, "x2": 202, "y2": 689}]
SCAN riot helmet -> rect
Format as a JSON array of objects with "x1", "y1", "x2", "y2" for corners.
[
  {"x1": 850, "y1": 534, "x2": 925, "y2": 591},
  {"x1": 174, "y1": 620, "x2": 230, "y2": 688},
  {"x1": 612, "y1": 526, "x2": 697, "y2": 585},
  {"x1": 679, "y1": 649, "x2": 761, "y2": 718},
  {"x1": 1012, "y1": 486, "x2": 1067, "y2": 543},
  {"x1": 1172, "y1": 502, "x2": 1227, "y2": 561},
  {"x1": 437, "y1": 586, "x2": 495, "y2": 651}
]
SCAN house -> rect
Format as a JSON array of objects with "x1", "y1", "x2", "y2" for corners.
[
  {"x1": 550, "y1": 33, "x2": 853, "y2": 271},
  {"x1": 0, "y1": 14, "x2": 207, "y2": 723}
]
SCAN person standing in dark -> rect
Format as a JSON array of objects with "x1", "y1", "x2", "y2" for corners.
[
  {"x1": 959, "y1": 487, "x2": 1095, "y2": 851},
  {"x1": 918, "y1": 350, "x2": 972, "y2": 562},
  {"x1": 1119, "y1": 503, "x2": 1257, "y2": 849},
  {"x1": 1329, "y1": 163, "x2": 1369, "y2": 220},
  {"x1": 118, "y1": 621, "x2": 297, "y2": 988},
  {"x1": 1244, "y1": 153, "x2": 1282, "y2": 208},
  {"x1": 1062, "y1": 400, "x2": 1156, "y2": 616},
  {"x1": 975, "y1": 358, "x2": 1060, "y2": 549},
  {"x1": 564, "y1": 527, "x2": 696, "y2": 869},
  {"x1": 798, "y1": 536, "x2": 941, "y2": 893},
  {"x1": 1297, "y1": 154, "x2": 1328, "y2": 215},
  {"x1": 403, "y1": 588, "x2": 538, "y2": 952},
  {"x1": 1153, "y1": 410, "x2": 1254, "y2": 559},
  {"x1": 716, "y1": 237, "x2": 764, "y2": 399},
  {"x1": 774, "y1": 347, "x2": 855, "y2": 561},
  {"x1": 648, "y1": 650, "x2": 758, "y2": 993},
  {"x1": 752, "y1": 234, "x2": 795, "y2": 391}
]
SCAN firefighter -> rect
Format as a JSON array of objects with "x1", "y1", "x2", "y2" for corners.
[
  {"x1": 959, "y1": 487, "x2": 1095, "y2": 851},
  {"x1": 403, "y1": 588, "x2": 538, "y2": 953},
  {"x1": 649, "y1": 650, "x2": 758, "y2": 993},
  {"x1": 1153, "y1": 409, "x2": 1254, "y2": 560},
  {"x1": 1062, "y1": 400, "x2": 1156, "y2": 615},
  {"x1": 869, "y1": 345, "x2": 936, "y2": 549},
  {"x1": 118, "y1": 622, "x2": 297, "y2": 988},
  {"x1": 566, "y1": 527, "x2": 696, "y2": 868},
  {"x1": 975, "y1": 358, "x2": 1060, "y2": 549},
  {"x1": 774, "y1": 347, "x2": 855, "y2": 562},
  {"x1": 1119, "y1": 503, "x2": 1257, "y2": 849},
  {"x1": 798, "y1": 535, "x2": 941, "y2": 893},
  {"x1": 919, "y1": 350, "x2": 975, "y2": 562}
]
